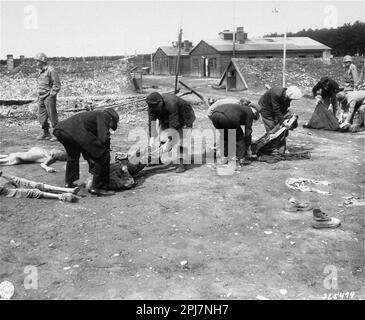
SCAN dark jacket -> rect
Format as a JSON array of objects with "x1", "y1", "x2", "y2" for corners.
[
  {"x1": 148, "y1": 94, "x2": 196, "y2": 136},
  {"x1": 53, "y1": 111, "x2": 112, "y2": 159},
  {"x1": 212, "y1": 103, "x2": 254, "y2": 147},
  {"x1": 258, "y1": 87, "x2": 291, "y2": 125},
  {"x1": 312, "y1": 77, "x2": 340, "y2": 99}
]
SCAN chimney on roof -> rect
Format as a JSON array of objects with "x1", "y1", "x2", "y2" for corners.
[
  {"x1": 236, "y1": 27, "x2": 245, "y2": 44},
  {"x1": 6, "y1": 54, "x2": 14, "y2": 71},
  {"x1": 183, "y1": 40, "x2": 192, "y2": 51}
]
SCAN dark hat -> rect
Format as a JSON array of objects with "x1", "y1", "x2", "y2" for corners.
[
  {"x1": 103, "y1": 108, "x2": 119, "y2": 130},
  {"x1": 319, "y1": 76, "x2": 329, "y2": 83},
  {"x1": 146, "y1": 92, "x2": 163, "y2": 105}
]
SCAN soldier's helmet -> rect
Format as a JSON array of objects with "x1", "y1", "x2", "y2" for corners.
[
  {"x1": 343, "y1": 55, "x2": 352, "y2": 63},
  {"x1": 34, "y1": 52, "x2": 47, "y2": 62}
]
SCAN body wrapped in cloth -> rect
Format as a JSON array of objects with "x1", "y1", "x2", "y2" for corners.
[{"x1": 251, "y1": 114, "x2": 311, "y2": 163}]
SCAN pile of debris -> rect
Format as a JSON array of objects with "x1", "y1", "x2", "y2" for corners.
[
  {"x1": 0, "y1": 59, "x2": 136, "y2": 100},
  {"x1": 238, "y1": 57, "x2": 358, "y2": 89}
]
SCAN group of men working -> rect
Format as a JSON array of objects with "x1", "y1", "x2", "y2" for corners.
[
  {"x1": 308, "y1": 55, "x2": 365, "y2": 132},
  {"x1": 30, "y1": 52, "x2": 363, "y2": 197}
]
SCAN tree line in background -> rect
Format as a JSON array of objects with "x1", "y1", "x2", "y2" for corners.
[{"x1": 265, "y1": 21, "x2": 365, "y2": 57}]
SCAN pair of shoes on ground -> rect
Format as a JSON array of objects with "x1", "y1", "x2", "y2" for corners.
[
  {"x1": 311, "y1": 208, "x2": 341, "y2": 229},
  {"x1": 284, "y1": 197, "x2": 312, "y2": 212}
]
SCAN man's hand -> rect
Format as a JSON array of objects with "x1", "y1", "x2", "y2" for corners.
[
  {"x1": 149, "y1": 136, "x2": 158, "y2": 148},
  {"x1": 315, "y1": 95, "x2": 322, "y2": 105},
  {"x1": 282, "y1": 119, "x2": 290, "y2": 129},
  {"x1": 245, "y1": 146, "x2": 253, "y2": 158}
]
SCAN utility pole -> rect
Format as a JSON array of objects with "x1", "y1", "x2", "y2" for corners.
[
  {"x1": 232, "y1": 2, "x2": 236, "y2": 58},
  {"x1": 174, "y1": 28, "x2": 183, "y2": 94},
  {"x1": 283, "y1": 27, "x2": 287, "y2": 87}
]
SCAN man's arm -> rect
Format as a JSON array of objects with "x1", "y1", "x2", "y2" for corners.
[
  {"x1": 351, "y1": 65, "x2": 359, "y2": 87},
  {"x1": 271, "y1": 94, "x2": 284, "y2": 124},
  {"x1": 96, "y1": 115, "x2": 111, "y2": 150},
  {"x1": 49, "y1": 68, "x2": 61, "y2": 96},
  {"x1": 243, "y1": 112, "x2": 253, "y2": 149},
  {"x1": 345, "y1": 98, "x2": 357, "y2": 124},
  {"x1": 312, "y1": 82, "x2": 321, "y2": 97},
  {"x1": 148, "y1": 109, "x2": 158, "y2": 138}
]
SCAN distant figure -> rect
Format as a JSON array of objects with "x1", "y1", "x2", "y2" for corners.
[
  {"x1": 312, "y1": 76, "x2": 340, "y2": 115},
  {"x1": 343, "y1": 55, "x2": 359, "y2": 90},
  {"x1": 35, "y1": 52, "x2": 61, "y2": 141},
  {"x1": 53, "y1": 108, "x2": 119, "y2": 197},
  {"x1": 258, "y1": 86, "x2": 302, "y2": 153}
]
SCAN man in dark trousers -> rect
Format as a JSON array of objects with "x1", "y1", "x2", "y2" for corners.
[
  {"x1": 53, "y1": 108, "x2": 119, "y2": 196},
  {"x1": 35, "y1": 52, "x2": 61, "y2": 142},
  {"x1": 146, "y1": 92, "x2": 196, "y2": 173},
  {"x1": 258, "y1": 86, "x2": 302, "y2": 152},
  {"x1": 208, "y1": 102, "x2": 260, "y2": 165},
  {"x1": 312, "y1": 76, "x2": 340, "y2": 115}
]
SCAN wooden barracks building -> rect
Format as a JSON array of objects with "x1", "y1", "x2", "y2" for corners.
[{"x1": 152, "y1": 27, "x2": 331, "y2": 78}]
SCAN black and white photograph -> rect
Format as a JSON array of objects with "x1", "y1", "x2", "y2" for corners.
[{"x1": 0, "y1": 0, "x2": 364, "y2": 303}]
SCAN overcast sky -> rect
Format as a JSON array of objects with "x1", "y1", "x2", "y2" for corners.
[{"x1": 0, "y1": 0, "x2": 364, "y2": 58}]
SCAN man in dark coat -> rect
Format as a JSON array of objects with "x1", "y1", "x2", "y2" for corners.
[
  {"x1": 53, "y1": 108, "x2": 119, "y2": 196},
  {"x1": 208, "y1": 102, "x2": 259, "y2": 165},
  {"x1": 146, "y1": 92, "x2": 196, "y2": 173},
  {"x1": 312, "y1": 76, "x2": 340, "y2": 115},
  {"x1": 258, "y1": 86, "x2": 302, "y2": 152}
]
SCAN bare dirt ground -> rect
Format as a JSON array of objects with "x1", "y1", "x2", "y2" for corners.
[{"x1": 0, "y1": 76, "x2": 364, "y2": 300}]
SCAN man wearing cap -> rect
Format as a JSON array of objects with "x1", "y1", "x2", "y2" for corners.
[
  {"x1": 336, "y1": 91, "x2": 365, "y2": 132},
  {"x1": 343, "y1": 55, "x2": 359, "y2": 90},
  {"x1": 34, "y1": 52, "x2": 61, "y2": 141},
  {"x1": 258, "y1": 86, "x2": 302, "y2": 152},
  {"x1": 53, "y1": 108, "x2": 119, "y2": 196},
  {"x1": 208, "y1": 100, "x2": 260, "y2": 165},
  {"x1": 146, "y1": 92, "x2": 196, "y2": 173},
  {"x1": 312, "y1": 76, "x2": 340, "y2": 115}
]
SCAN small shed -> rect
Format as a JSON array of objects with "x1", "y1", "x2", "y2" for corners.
[{"x1": 218, "y1": 58, "x2": 248, "y2": 91}]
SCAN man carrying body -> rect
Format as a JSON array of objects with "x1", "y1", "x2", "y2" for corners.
[
  {"x1": 35, "y1": 52, "x2": 61, "y2": 141},
  {"x1": 336, "y1": 90, "x2": 365, "y2": 132},
  {"x1": 258, "y1": 86, "x2": 302, "y2": 152},
  {"x1": 53, "y1": 108, "x2": 119, "y2": 196},
  {"x1": 208, "y1": 102, "x2": 260, "y2": 165},
  {"x1": 146, "y1": 92, "x2": 196, "y2": 173},
  {"x1": 312, "y1": 76, "x2": 340, "y2": 115}
]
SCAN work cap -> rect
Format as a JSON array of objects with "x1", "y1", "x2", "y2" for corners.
[
  {"x1": 286, "y1": 86, "x2": 303, "y2": 100},
  {"x1": 343, "y1": 55, "x2": 352, "y2": 63},
  {"x1": 146, "y1": 92, "x2": 163, "y2": 105},
  {"x1": 34, "y1": 52, "x2": 47, "y2": 62},
  {"x1": 319, "y1": 76, "x2": 329, "y2": 83},
  {"x1": 336, "y1": 91, "x2": 346, "y2": 101},
  {"x1": 104, "y1": 108, "x2": 119, "y2": 130}
]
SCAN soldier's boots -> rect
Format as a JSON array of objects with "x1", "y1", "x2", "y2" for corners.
[{"x1": 37, "y1": 130, "x2": 52, "y2": 140}]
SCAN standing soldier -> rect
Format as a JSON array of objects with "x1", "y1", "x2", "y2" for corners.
[
  {"x1": 146, "y1": 92, "x2": 196, "y2": 173},
  {"x1": 343, "y1": 55, "x2": 359, "y2": 91},
  {"x1": 35, "y1": 52, "x2": 61, "y2": 141}
]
